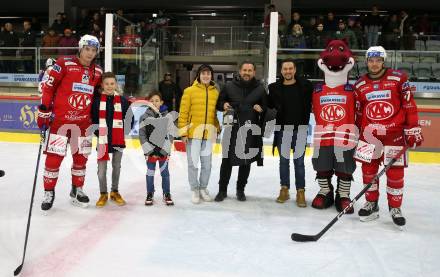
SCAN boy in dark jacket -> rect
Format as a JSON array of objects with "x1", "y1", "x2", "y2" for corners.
[{"x1": 139, "y1": 91, "x2": 174, "y2": 206}]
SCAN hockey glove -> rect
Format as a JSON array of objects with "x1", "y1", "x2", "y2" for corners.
[
  {"x1": 37, "y1": 105, "x2": 52, "y2": 131},
  {"x1": 404, "y1": 126, "x2": 423, "y2": 149}
]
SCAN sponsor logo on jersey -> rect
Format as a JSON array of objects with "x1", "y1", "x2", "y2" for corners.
[
  {"x1": 320, "y1": 104, "x2": 346, "y2": 122},
  {"x1": 68, "y1": 93, "x2": 92, "y2": 110},
  {"x1": 365, "y1": 101, "x2": 394, "y2": 120},
  {"x1": 383, "y1": 81, "x2": 395, "y2": 88},
  {"x1": 319, "y1": 95, "x2": 347, "y2": 105},
  {"x1": 67, "y1": 67, "x2": 81, "y2": 72},
  {"x1": 72, "y1": 82, "x2": 94, "y2": 94},
  {"x1": 373, "y1": 84, "x2": 379, "y2": 89},
  {"x1": 387, "y1": 75, "x2": 401, "y2": 82},
  {"x1": 52, "y1": 64, "x2": 61, "y2": 73},
  {"x1": 65, "y1": 61, "x2": 77, "y2": 66},
  {"x1": 392, "y1": 70, "x2": 402, "y2": 76},
  {"x1": 366, "y1": 90, "x2": 391, "y2": 101}
]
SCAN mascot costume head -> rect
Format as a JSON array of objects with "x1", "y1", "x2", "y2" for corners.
[{"x1": 317, "y1": 39, "x2": 355, "y2": 88}]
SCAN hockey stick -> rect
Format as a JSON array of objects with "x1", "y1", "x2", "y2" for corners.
[
  {"x1": 291, "y1": 146, "x2": 408, "y2": 242},
  {"x1": 14, "y1": 128, "x2": 47, "y2": 276}
]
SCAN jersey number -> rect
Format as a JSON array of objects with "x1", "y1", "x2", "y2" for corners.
[{"x1": 46, "y1": 76, "x2": 55, "y2": 87}]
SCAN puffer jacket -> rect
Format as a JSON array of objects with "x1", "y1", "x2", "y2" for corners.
[{"x1": 178, "y1": 80, "x2": 220, "y2": 140}]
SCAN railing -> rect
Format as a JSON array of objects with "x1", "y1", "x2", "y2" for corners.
[{"x1": 159, "y1": 26, "x2": 266, "y2": 56}]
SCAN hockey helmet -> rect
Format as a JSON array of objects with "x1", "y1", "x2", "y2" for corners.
[
  {"x1": 78, "y1": 34, "x2": 100, "y2": 52},
  {"x1": 365, "y1": 46, "x2": 387, "y2": 62}
]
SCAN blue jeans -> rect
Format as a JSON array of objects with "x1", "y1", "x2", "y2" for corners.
[
  {"x1": 275, "y1": 129, "x2": 307, "y2": 190},
  {"x1": 146, "y1": 159, "x2": 170, "y2": 194},
  {"x1": 186, "y1": 139, "x2": 213, "y2": 191}
]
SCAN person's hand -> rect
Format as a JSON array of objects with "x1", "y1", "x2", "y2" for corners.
[
  {"x1": 253, "y1": 104, "x2": 263, "y2": 113},
  {"x1": 223, "y1": 102, "x2": 232, "y2": 111},
  {"x1": 404, "y1": 127, "x2": 423, "y2": 149},
  {"x1": 37, "y1": 105, "x2": 51, "y2": 130}
]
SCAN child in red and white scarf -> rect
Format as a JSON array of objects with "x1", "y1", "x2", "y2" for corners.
[{"x1": 92, "y1": 72, "x2": 131, "y2": 207}]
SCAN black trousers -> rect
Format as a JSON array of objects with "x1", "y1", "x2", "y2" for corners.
[{"x1": 218, "y1": 158, "x2": 251, "y2": 192}]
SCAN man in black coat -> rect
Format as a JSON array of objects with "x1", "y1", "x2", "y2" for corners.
[
  {"x1": 158, "y1": 72, "x2": 182, "y2": 112},
  {"x1": 21, "y1": 20, "x2": 36, "y2": 73},
  {"x1": 268, "y1": 58, "x2": 313, "y2": 207},
  {"x1": 215, "y1": 61, "x2": 267, "y2": 202}
]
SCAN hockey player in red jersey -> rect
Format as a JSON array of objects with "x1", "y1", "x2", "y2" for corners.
[
  {"x1": 354, "y1": 46, "x2": 423, "y2": 228},
  {"x1": 37, "y1": 35, "x2": 103, "y2": 211},
  {"x1": 311, "y1": 40, "x2": 358, "y2": 213}
]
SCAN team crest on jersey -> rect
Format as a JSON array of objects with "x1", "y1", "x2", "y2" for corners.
[
  {"x1": 365, "y1": 101, "x2": 394, "y2": 120},
  {"x1": 320, "y1": 104, "x2": 346, "y2": 122},
  {"x1": 82, "y1": 73, "x2": 90, "y2": 84},
  {"x1": 68, "y1": 93, "x2": 91, "y2": 110}
]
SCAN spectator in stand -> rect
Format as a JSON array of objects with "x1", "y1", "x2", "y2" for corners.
[
  {"x1": 310, "y1": 23, "x2": 328, "y2": 49},
  {"x1": 400, "y1": 10, "x2": 415, "y2": 50},
  {"x1": 304, "y1": 17, "x2": 317, "y2": 39},
  {"x1": 288, "y1": 11, "x2": 305, "y2": 34},
  {"x1": 278, "y1": 13, "x2": 288, "y2": 35},
  {"x1": 58, "y1": 28, "x2": 78, "y2": 56},
  {"x1": 335, "y1": 19, "x2": 358, "y2": 49},
  {"x1": 383, "y1": 14, "x2": 400, "y2": 50},
  {"x1": 348, "y1": 17, "x2": 364, "y2": 50},
  {"x1": 51, "y1": 12, "x2": 69, "y2": 35},
  {"x1": 364, "y1": 5, "x2": 382, "y2": 47},
  {"x1": 98, "y1": 7, "x2": 107, "y2": 29},
  {"x1": 92, "y1": 12, "x2": 103, "y2": 30},
  {"x1": 77, "y1": 8, "x2": 91, "y2": 36},
  {"x1": 264, "y1": 4, "x2": 276, "y2": 29},
  {"x1": 90, "y1": 22, "x2": 104, "y2": 46},
  {"x1": 115, "y1": 9, "x2": 129, "y2": 34},
  {"x1": 324, "y1": 12, "x2": 338, "y2": 33},
  {"x1": 20, "y1": 20, "x2": 36, "y2": 73},
  {"x1": 417, "y1": 14, "x2": 432, "y2": 35},
  {"x1": 286, "y1": 24, "x2": 307, "y2": 49},
  {"x1": 158, "y1": 72, "x2": 182, "y2": 112},
  {"x1": 1, "y1": 23, "x2": 19, "y2": 73},
  {"x1": 42, "y1": 28, "x2": 60, "y2": 57},
  {"x1": 31, "y1": 17, "x2": 42, "y2": 33}
]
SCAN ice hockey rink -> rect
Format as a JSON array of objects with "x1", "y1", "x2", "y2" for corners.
[{"x1": 1, "y1": 141, "x2": 440, "y2": 277}]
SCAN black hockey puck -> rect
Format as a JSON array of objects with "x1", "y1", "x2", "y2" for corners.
[{"x1": 0, "y1": 170, "x2": 5, "y2": 177}]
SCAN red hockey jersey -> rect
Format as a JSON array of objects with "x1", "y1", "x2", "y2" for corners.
[
  {"x1": 312, "y1": 83, "x2": 357, "y2": 147},
  {"x1": 41, "y1": 56, "x2": 102, "y2": 128},
  {"x1": 354, "y1": 68, "x2": 418, "y2": 135}
]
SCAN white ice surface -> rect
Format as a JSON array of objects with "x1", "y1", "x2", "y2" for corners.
[{"x1": 1, "y1": 141, "x2": 440, "y2": 277}]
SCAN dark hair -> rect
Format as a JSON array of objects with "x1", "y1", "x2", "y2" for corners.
[
  {"x1": 102, "y1": 71, "x2": 117, "y2": 81},
  {"x1": 239, "y1": 60, "x2": 256, "y2": 70},
  {"x1": 196, "y1": 64, "x2": 214, "y2": 83},
  {"x1": 148, "y1": 91, "x2": 162, "y2": 101},
  {"x1": 280, "y1": 58, "x2": 297, "y2": 68}
]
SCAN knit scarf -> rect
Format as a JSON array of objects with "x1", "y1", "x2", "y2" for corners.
[{"x1": 98, "y1": 93, "x2": 125, "y2": 161}]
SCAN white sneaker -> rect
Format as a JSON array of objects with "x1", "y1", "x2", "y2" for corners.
[
  {"x1": 191, "y1": 190, "x2": 201, "y2": 204},
  {"x1": 199, "y1": 189, "x2": 213, "y2": 202}
]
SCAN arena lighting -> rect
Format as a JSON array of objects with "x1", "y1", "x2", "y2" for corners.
[
  {"x1": 0, "y1": 16, "x2": 21, "y2": 19},
  {"x1": 211, "y1": 12, "x2": 217, "y2": 16},
  {"x1": 152, "y1": 13, "x2": 157, "y2": 18}
]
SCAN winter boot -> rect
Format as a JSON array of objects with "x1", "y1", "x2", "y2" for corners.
[
  {"x1": 163, "y1": 193, "x2": 174, "y2": 206},
  {"x1": 389, "y1": 207, "x2": 406, "y2": 229},
  {"x1": 214, "y1": 191, "x2": 227, "y2": 202},
  {"x1": 110, "y1": 191, "x2": 126, "y2": 206},
  {"x1": 276, "y1": 186, "x2": 290, "y2": 203},
  {"x1": 70, "y1": 186, "x2": 89, "y2": 208},
  {"x1": 358, "y1": 201, "x2": 379, "y2": 222},
  {"x1": 96, "y1": 192, "x2": 108, "y2": 208},
  {"x1": 312, "y1": 177, "x2": 334, "y2": 209},
  {"x1": 145, "y1": 192, "x2": 154, "y2": 206},
  {"x1": 335, "y1": 177, "x2": 354, "y2": 214},
  {"x1": 296, "y1": 188, "x2": 306, "y2": 208},
  {"x1": 41, "y1": 190, "x2": 55, "y2": 211},
  {"x1": 236, "y1": 190, "x2": 246, "y2": 201}
]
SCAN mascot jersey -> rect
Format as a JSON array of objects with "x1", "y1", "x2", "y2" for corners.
[{"x1": 312, "y1": 83, "x2": 356, "y2": 148}]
